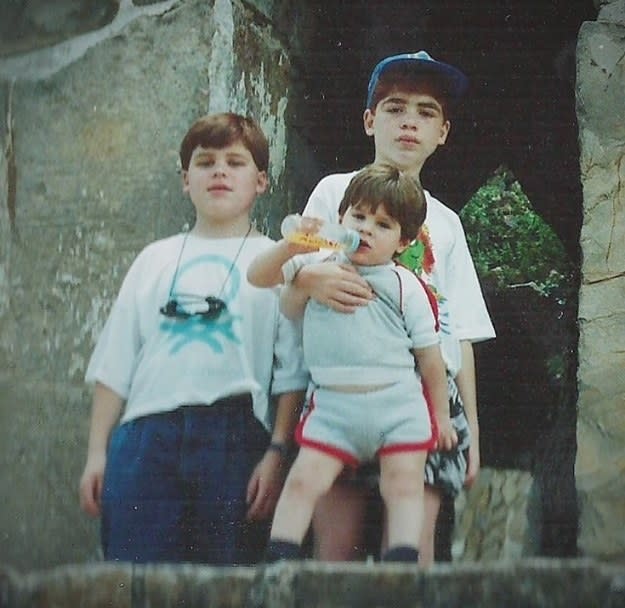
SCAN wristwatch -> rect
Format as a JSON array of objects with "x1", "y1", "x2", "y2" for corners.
[{"x1": 267, "y1": 441, "x2": 290, "y2": 458}]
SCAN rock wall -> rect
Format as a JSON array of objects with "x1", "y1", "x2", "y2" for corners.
[
  {"x1": 452, "y1": 469, "x2": 540, "y2": 562},
  {"x1": 0, "y1": 0, "x2": 319, "y2": 570},
  {"x1": 575, "y1": 1, "x2": 625, "y2": 561}
]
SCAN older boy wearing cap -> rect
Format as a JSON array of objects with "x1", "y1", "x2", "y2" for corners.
[{"x1": 284, "y1": 51, "x2": 495, "y2": 565}]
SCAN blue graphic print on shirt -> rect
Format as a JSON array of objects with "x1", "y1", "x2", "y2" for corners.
[{"x1": 160, "y1": 253, "x2": 243, "y2": 353}]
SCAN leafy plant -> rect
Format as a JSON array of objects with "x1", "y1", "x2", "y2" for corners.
[{"x1": 459, "y1": 166, "x2": 574, "y2": 299}]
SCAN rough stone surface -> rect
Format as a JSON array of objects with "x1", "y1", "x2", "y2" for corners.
[
  {"x1": 0, "y1": 0, "x2": 119, "y2": 58},
  {"x1": 452, "y1": 468, "x2": 539, "y2": 562},
  {"x1": 575, "y1": 15, "x2": 625, "y2": 561},
  {"x1": 597, "y1": 0, "x2": 625, "y2": 21},
  {"x1": 0, "y1": 0, "x2": 315, "y2": 570},
  {"x1": 1, "y1": 561, "x2": 625, "y2": 608}
]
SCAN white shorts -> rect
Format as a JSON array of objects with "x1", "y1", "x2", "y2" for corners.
[{"x1": 295, "y1": 375, "x2": 436, "y2": 466}]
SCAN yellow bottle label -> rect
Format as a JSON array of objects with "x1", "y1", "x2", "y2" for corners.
[{"x1": 284, "y1": 232, "x2": 342, "y2": 250}]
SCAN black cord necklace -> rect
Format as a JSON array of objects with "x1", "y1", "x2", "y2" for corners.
[{"x1": 160, "y1": 224, "x2": 253, "y2": 321}]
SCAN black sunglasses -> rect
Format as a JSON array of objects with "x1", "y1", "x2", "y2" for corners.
[
  {"x1": 160, "y1": 227, "x2": 251, "y2": 323},
  {"x1": 160, "y1": 295, "x2": 227, "y2": 321}
]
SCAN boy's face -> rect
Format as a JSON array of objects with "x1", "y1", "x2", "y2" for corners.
[
  {"x1": 182, "y1": 143, "x2": 267, "y2": 230},
  {"x1": 363, "y1": 88, "x2": 450, "y2": 176},
  {"x1": 341, "y1": 202, "x2": 409, "y2": 266}
]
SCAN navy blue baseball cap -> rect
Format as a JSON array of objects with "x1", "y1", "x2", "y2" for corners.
[{"x1": 366, "y1": 50, "x2": 468, "y2": 109}]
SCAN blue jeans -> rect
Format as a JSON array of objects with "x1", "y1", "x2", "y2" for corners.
[{"x1": 101, "y1": 395, "x2": 269, "y2": 564}]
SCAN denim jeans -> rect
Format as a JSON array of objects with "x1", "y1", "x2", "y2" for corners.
[{"x1": 101, "y1": 395, "x2": 269, "y2": 564}]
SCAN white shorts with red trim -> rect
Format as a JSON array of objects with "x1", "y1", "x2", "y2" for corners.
[{"x1": 295, "y1": 374, "x2": 436, "y2": 467}]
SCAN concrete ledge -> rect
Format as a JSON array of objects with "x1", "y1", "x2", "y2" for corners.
[{"x1": 1, "y1": 559, "x2": 624, "y2": 607}]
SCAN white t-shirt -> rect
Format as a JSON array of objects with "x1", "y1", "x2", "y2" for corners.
[
  {"x1": 283, "y1": 254, "x2": 439, "y2": 386},
  {"x1": 303, "y1": 171, "x2": 495, "y2": 376},
  {"x1": 85, "y1": 232, "x2": 308, "y2": 429}
]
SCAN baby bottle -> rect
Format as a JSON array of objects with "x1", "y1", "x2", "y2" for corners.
[{"x1": 280, "y1": 214, "x2": 360, "y2": 253}]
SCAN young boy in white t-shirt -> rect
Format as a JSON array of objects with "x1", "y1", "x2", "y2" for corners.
[{"x1": 78, "y1": 112, "x2": 307, "y2": 564}]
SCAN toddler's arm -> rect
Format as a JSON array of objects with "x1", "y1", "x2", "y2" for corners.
[
  {"x1": 248, "y1": 216, "x2": 328, "y2": 288},
  {"x1": 413, "y1": 345, "x2": 458, "y2": 451},
  {"x1": 247, "y1": 217, "x2": 330, "y2": 287},
  {"x1": 247, "y1": 239, "x2": 307, "y2": 287},
  {"x1": 280, "y1": 281, "x2": 311, "y2": 320}
]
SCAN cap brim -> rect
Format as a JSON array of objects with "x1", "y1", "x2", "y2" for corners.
[{"x1": 366, "y1": 54, "x2": 468, "y2": 108}]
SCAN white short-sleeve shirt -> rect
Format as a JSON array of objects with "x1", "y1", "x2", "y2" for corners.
[{"x1": 86, "y1": 232, "x2": 308, "y2": 429}]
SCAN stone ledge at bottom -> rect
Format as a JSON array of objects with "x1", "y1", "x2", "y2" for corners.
[{"x1": 1, "y1": 558, "x2": 624, "y2": 608}]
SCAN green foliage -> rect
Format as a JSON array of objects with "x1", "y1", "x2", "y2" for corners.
[{"x1": 459, "y1": 166, "x2": 574, "y2": 298}]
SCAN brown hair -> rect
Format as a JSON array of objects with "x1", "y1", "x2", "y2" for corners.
[
  {"x1": 338, "y1": 163, "x2": 426, "y2": 241},
  {"x1": 368, "y1": 66, "x2": 451, "y2": 119},
  {"x1": 179, "y1": 112, "x2": 269, "y2": 172}
]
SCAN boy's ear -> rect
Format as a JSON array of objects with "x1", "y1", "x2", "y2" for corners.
[
  {"x1": 363, "y1": 109, "x2": 375, "y2": 136},
  {"x1": 438, "y1": 119, "x2": 451, "y2": 146},
  {"x1": 256, "y1": 171, "x2": 268, "y2": 195},
  {"x1": 181, "y1": 170, "x2": 189, "y2": 193}
]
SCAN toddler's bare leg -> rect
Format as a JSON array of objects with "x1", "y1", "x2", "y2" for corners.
[
  {"x1": 270, "y1": 447, "x2": 344, "y2": 544},
  {"x1": 379, "y1": 451, "x2": 427, "y2": 555}
]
